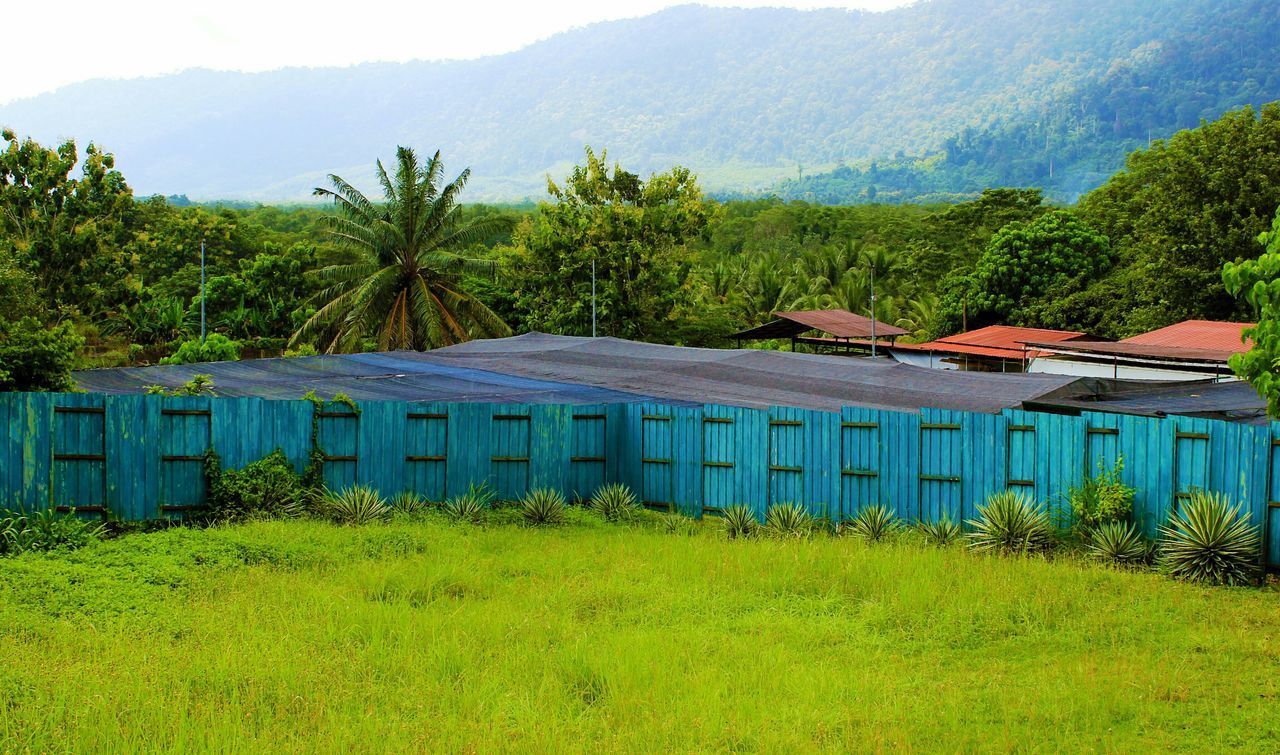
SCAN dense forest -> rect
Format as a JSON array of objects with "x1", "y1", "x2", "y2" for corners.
[
  {"x1": 2, "y1": 101, "x2": 1279, "y2": 392},
  {"x1": 1, "y1": 0, "x2": 1276, "y2": 203}
]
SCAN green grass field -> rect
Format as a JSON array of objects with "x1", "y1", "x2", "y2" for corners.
[{"x1": 2, "y1": 511, "x2": 1278, "y2": 752}]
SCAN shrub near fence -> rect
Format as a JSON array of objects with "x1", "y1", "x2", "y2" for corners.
[{"x1": 2, "y1": 392, "x2": 1279, "y2": 566}]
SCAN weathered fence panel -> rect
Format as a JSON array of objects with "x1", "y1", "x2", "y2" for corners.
[{"x1": 2, "y1": 391, "x2": 1279, "y2": 568}]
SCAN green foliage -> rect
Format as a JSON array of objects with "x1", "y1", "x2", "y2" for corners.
[
  {"x1": 587, "y1": 483, "x2": 640, "y2": 522},
  {"x1": 293, "y1": 147, "x2": 511, "y2": 352},
  {"x1": 390, "y1": 491, "x2": 431, "y2": 514},
  {"x1": 1158, "y1": 491, "x2": 1261, "y2": 586},
  {"x1": 1069, "y1": 460, "x2": 1135, "y2": 531},
  {"x1": 764, "y1": 502, "x2": 814, "y2": 538},
  {"x1": 966, "y1": 491, "x2": 1055, "y2": 556},
  {"x1": 320, "y1": 486, "x2": 392, "y2": 526},
  {"x1": 0, "y1": 507, "x2": 105, "y2": 556},
  {"x1": 916, "y1": 516, "x2": 962, "y2": 547},
  {"x1": 659, "y1": 513, "x2": 699, "y2": 536},
  {"x1": 144, "y1": 374, "x2": 215, "y2": 396},
  {"x1": 159, "y1": 334, "x2": 241, "y2": 365},
  {"x1": 443, "y1": 484, "x2": 493, "y2": 524},
  {"x1": 845, "y1": 504, "x2": 900, "y2": 543},
  {"x1": 720, "y1": 504, "x2": 757, "y2": 539},
  {"x1": 1087, "y1": 520, "x2": 1151, "y2": 569},
  {"x1": 509, "y1": 147, "x2": 712, "y2": 340},
  {"x1": 0, "y1": 317, "x2": 83, "y2": 392},
  {"x1": 937, "y1": 210, "x2": 1113, "y2": 335},
  {"x1": 1223, "y1": 212, "x2": 1280, "y2": 416},
  {"x1": 518, "y1": 489, "x2": 567, "y2": 526},
  {"x1": 206, "y1": 450, "x2": 307, "y2": 521},
  {"x1": 1075, "y1": 104, "x2": 1280, "y2": 336}
]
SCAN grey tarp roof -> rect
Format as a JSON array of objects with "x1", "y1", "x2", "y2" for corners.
[
  {"x1": 72, "y1": 333, "x2": 1265, "y2": 418},
  {"x1": 74, "y1": 332, "x2": 1088, "y2": 414}
]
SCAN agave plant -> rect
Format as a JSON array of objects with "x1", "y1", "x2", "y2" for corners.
[
  {"x1": 764, "y1": 502, "x2": 814, "y2": 538},
  {"x1": 519, "y1": 488, "x2": 566, "y2": 526},
  {"x1": 720, "y1": 504, "x2": 758, "y2": 539},
  {"x1": 846, "y1": 504, "x2": 899, "y2": 543},
  {"x1": 390, "y1": 491, "x2": 431, "y2": 514},
  {"x1": 588, "y1": 483, "x2": 640, "y2": 523},
  {"x1": 1087, "y1": 520, "x2": 1150, "y2": 568},
  {"x1": 443, "y1": 484, "x2": 493, "y2": 524},
  {"x1": 966, "y1": 491, "x2": 1055, "y2": 555},
  {"x1": 322, "y1": 486, "x2": 391, "y2": 525},
  {"x1": 916, "y1": 516, "x2": 962, "y2": 547},
  {"x1": 1158, "y1": 491, "x2": 1260, "y2": 586}
]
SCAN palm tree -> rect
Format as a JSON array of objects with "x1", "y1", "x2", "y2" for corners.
[{"x1": 291, "y1": 147, "x2": 511, "y2": 352}]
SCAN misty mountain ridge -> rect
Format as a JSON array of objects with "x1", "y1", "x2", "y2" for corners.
[{"x1": 2, "y1": 0, "x2": 1277, "y2": 203}]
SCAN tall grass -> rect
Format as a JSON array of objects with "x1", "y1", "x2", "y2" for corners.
[{"x1": 0, "y1": 518, "x2": 1276, "y2": 751}]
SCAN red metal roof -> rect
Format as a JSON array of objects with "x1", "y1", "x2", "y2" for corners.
[
  {"x1": 1121, "y1": 320, "x2": 1253, "y2": 351},
  {"x1": 884, "y1": 325, "x2": 1095, "y2": 360}
]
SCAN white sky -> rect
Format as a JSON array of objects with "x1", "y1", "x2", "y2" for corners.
[{"x1": 0, "y1": 0, "x2": 914, "y2": 104}]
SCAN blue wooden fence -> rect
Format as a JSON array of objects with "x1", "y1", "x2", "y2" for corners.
[{"x1": 2, "y1": 391, "x2": 1278, "y2": 566}]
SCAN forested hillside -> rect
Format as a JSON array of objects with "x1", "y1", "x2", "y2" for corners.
[{"x1": 1, "y1": 0, "x2": 1275, "y2": 201}]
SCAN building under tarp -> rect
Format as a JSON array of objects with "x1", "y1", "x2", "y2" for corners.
[{"x1": 71, "y1": 333, "x2": 1267, "y2": 420}]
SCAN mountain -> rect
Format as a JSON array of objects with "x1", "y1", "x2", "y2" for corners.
[{"x1": 2, "y1": 0, "x2": 1277, "y2": 202}]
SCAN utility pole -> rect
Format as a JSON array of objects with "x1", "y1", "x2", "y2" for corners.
[
  {"x1": 591, "y1": 258, "x2": 597, "y2": 338},
  {"x1": 200, "y1": 238, "x2": 206, "y2": 342},
  {"x1": 869, "y1": 260, "x2": 877, "y2": 358}
]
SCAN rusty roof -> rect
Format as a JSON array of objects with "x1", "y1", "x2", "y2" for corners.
[
  {"x1": 731, "y1": 309, "x2": 908, "y2": 340},
  {"x1": 1121, "y1": 320, "x2": 1253, "y2": 351},
  {"x1": 883, "y1": 325, "x2": 1097, "y2": 360}
]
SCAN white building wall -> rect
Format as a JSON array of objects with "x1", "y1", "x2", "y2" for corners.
[{"x1": 1027, "y1": 357, "x2": 1237, "y2": 382}]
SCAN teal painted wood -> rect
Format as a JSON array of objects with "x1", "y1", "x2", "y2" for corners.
[
  {"x1": 405, "y1": 402, "x2": 449, "y2": 501},
  {"x1": 920, "y1": 408, "x2": 964, "y2": 523},
  {"x1": 962, "y1": 411, "x2": 1004, "y2": 523},
  {"x1": 158, "y1": 395, "x2": 211, "y2": 514},
  {"x1": 671, "y1": 406, "x2": 702, "y2": 517},
  {"x1": 839, "y1": 406, "x2": 882, "y2": 518},
  {"x1": 357, "y1": 400, "x2": 404, "y2": 494},
  {"x1": 446, "y1": 402, "x2": 491, "y2": 498},
  {"x1": 529, "y1": 403, "x2": 571, "y2": 494},
  {"x1": 767, "y1": 406, "x2": 806, "y2": 507},
  {"x1": 613, "y1": 404, "x2": 643, "y2": 498},
  {"x1": 51, "y1": 393, "x2": 106, "y2": 513},
  {"x1": 104, "y1": 394, "x2": 159, "y2": 520},
  {"x1": 19, "y1": 393, "x2": 53, "y2": 512},
  {"x1": 0, "y1": 394, "x2": 15, "y2": 508},
  {"x1": 489, "y1": 404, "x2": 531, "y2": 500},
  {"x1": 700, "y1": 403, "x2": 737, "y2": 512},
  {"x1": 738, "y1": 406, "x2": 769, "y2": 521}
]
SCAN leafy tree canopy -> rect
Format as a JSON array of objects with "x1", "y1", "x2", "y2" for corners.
[
  {"x1": 1223, "y1": 213, "x2": 1280, "y2": 417},
  {"x1": 510, "y1": 148, "x2": 713, "y2": 341}
]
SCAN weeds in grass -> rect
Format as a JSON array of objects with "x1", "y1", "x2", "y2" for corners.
[
  {"x1": 0, "y1": 507, "x2": 105, "y2": 556},
  {"x1": 720, "y1": 504, "x2": 757, "y2": 539},
  {"x1": 967, "y1": 491, "x2": 1055, "y2": 555},
  {"x1": 659, "y1": 514, "x2": 699, "y2": 536},
  {"x1": 321, "y1": 486, "x2": 391, "y2": 525},
  {"x1": 205, "y1": 449, "x2": 309, "y2": 521},
  {"x1": 1159, "y1": 491, "x2": 1261, "y2": 586},
  {"x1": 443, "y1": 484, "x2": 493, "y2": 524},
  {"x1": 764, "y1": 502, "x2": 814, "y2": 538},
  {"x1": 846, "y1": 504, "x2": 899, "y2": 543},
  {"x1": 1087, "y1": 520, "x2": 1150, "y2": 568},
  {"x1": 588, "y1": 483, "x2": 640, "y2": 522},
  {"x1": 519, "y1": 489, "x2": 567, "y2": 526},
  {"x1": 916, "y1": 516, "x2": 962, "y2": 546}
]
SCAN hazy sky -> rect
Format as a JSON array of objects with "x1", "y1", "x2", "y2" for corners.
[{"x1": 1, "y1": 0, "x2": 914, "y2": 104}]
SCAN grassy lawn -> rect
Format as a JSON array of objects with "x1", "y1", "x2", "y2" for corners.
[{"x1": 2, "y1": 511, "x2": 1278, "y2": 752}]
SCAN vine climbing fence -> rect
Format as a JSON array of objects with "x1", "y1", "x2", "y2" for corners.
[{"x1": 2, "y1": 391, "x2": 1279, "y2": 567}]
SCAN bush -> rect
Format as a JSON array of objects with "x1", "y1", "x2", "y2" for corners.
[
  {"x1": 588, "y1": 483, "x2": 640, "y2": 522},
  {"x1": 443, "y1": 484, "x2": 493, "y2": 524},
  {"x1": 207, "y1": 450, "x2": 308, "y2": 521},
  {"x1": 0, "y1": 317, "x2": 83, "y2": 392},
  {"x1": 720, "y1": 504, "x2": 757, "y2": 539},
  {"x1": 846, "y1": 504, "x2": 899, "y2": 543},
  {"x1": 1087, "y1": 520, "x2": 1150, "y2": 568},
  {"x1": 1069, "y1": 460, "x2": 1135, "y2": 530},
  {"x1": 966, "y1": 491, "x2": 1055, "y2": 555},
  {"x1": 160, "y1": 333, "x2": 241, "y2": 365},
  {"x1": 916, "y1": 516, "x2": 962, "y2": 546},
  {"x1": 764, "y1": 502, "x2": 814, "y2": 538},
  {"x1": 0, "y1": 507, "x2": 105, "y2": 556},
  {"x1": 519, "y1": 488, "x2": 566, "y2": 526},
  {"x1": 659, "y1": 513, "x2": 699, "y2": 536},
  {"x1": 321, "y1": 486, "x2": 391, "y2": 525},
  {"x1": 1159, "y1": 491, "x2": 1261, "y2": 586}
]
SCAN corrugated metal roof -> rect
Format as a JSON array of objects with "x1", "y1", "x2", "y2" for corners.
[
  {"x1": 731, "y1": 309, "x2": 908, "y2": 340},
  {"x1": 886, "y1": 325, "x2": 1095, "y2": 360},
  {"x1": 1121, "y1": 320, "x2": 1253, "y2": 351}
]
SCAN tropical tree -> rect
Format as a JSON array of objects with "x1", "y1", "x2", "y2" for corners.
[{"x1": 292, "y1": 147, "x2": 511, "y2": 352}]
